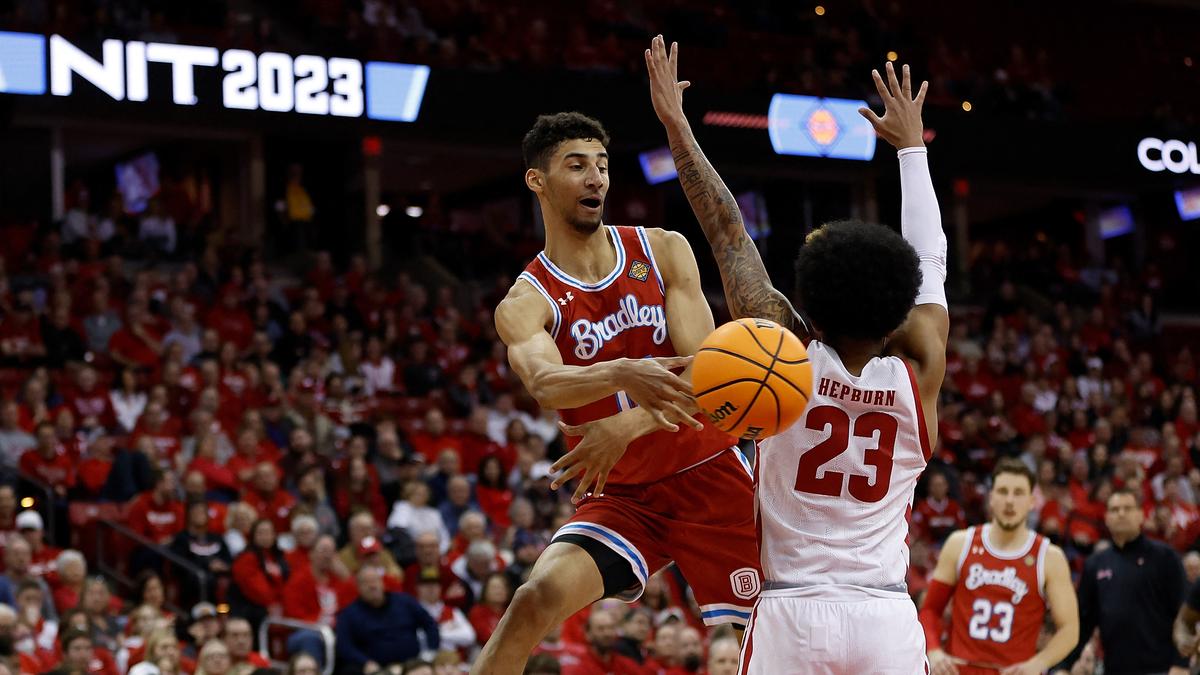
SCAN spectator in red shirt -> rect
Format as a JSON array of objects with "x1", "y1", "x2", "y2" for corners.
[
  {"x1": 185, "y1": 435, "x2": 237, "y2": 497},
  {"x1": 229, "y1": 520, "x2": 290, "y2": 631},
  {"x1": 410, "y1": 410, "x2": 464, "y2": 465},
  {"x1": 222, "y1": 617, "x2": 271, "y2": 670},
  {"x1": 226, "y1": 430, "x2": 268, "y2": 492},
  {"x1": 126, "y1": 470, "x2": 185, "y2": 546},
  {"x1": 47, "y1": 629, "x2": 96, "y2": 675},
  {"x1": 108, "y1": 304, "x2": 163, "y2": 370},
  {"x1": 533, "y1": 621, "x2": 587, "y2": 669},
  {"x1": 461, "y1": 408, "x2": 514, "y2": 475},
  {"x1": 64, "y1": 367, "x2": 113, "y2": 431},
  {"x1": 910, "y1": 471, "x2": 965, "y2": 545},
  {"x1": 0, "y1": 297, "x2": 46, "y2": 365},
  {"x1": 17, "y1": 510, "x2": 62, "y2": 579},
  {"x1": 467, "y1": 573, "x2": 512, "y2": 649},
  {"x1": 19, "y1": 423, "x2": 74, "y2": 498},
  {"x1": 50, "y1": 550, "x2": 87, "y2": 614},
  {"x1": 641, "y1": 622, "x2": 683, "y2": 674},
  {"x1": 282, "y1": 534, "x2": 355, "y2": 628},
  {"x1": 204, "y1": 287, "x2": 254, "y2": 351},
  {"x1": 332, "y1": 456, "x2": 386, "y2": 525},
  {"x1": 475, "y1": 456, "x2": 513, "y2": 530},
  {"x1": 241, "y1": 463, "x2": 295, "y2": 534},
  {"x1": 53, "y1": 410, "x2": 85, "y2": 462},
  {"x1": 562, "y1": 607, "x2": 644, "y2": 675},
  {"x1": 131, "y1": 403, "x2": 183, "y2": 469},
  {"x1": 705, "y1": 636, "x2": 740, "y2": 675}
]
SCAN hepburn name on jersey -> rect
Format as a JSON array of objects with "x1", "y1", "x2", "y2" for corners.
[
  {"x1": 964, "y1": 562, "x2": 1030, "y2": 604},
  {"x1": 569, "y1": 293, "x2": 667, "y2": 360},
  {"x1": 816, "y1": 377, "x2": 898, "y2": 407}
]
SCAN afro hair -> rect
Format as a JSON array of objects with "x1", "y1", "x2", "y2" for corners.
[{"x1": 794, "y1": 219, "x2": 922, "y2": 341}]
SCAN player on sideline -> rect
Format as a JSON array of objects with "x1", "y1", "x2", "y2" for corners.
[
  {"x1": 470, "y1": 109, "x2": 762, "y2": 673},
  {"x1": 645, "y1": 37, "x2": 940, "y2": 672},
  {"x1": 920, "y1": 459, "x2": 1078, "y2": 675}
]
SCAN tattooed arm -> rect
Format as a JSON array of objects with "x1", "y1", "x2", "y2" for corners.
[{"x1": 644, "y1": 35, "x2": 809, "y2": 338}]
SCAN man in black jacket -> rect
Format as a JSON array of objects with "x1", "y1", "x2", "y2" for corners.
[{"x1": 1069, "y1": 487, "x2": 1188, "y2": 674}]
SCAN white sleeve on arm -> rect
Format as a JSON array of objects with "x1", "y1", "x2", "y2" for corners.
[{"x1": 898, "y1": 146, "x2": 948, "y2": 308}]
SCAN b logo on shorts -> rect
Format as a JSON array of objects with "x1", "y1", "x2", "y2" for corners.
[{"x1": 730, "y1": 567, "x2": 761, "y2": 600}]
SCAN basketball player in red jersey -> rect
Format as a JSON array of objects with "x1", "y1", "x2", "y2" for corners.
[
  {"x1": 644, "y1": 38, "x2": 938, "y2": 672},
  {"x1": 470, "y1": 110, "x2": 762, "y2": 674},
  {"x1": 920, "y1": 459, "x2": 1078, "y2": 674}
]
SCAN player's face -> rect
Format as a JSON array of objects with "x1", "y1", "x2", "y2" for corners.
[
  {"x1": 540, "y1": 139, "x2": 609, "y2": 233},
  {"x1": 989, "y1": 473, "x2": 1034, "y2": 531}
]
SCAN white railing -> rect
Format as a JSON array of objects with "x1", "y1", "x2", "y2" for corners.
[{"x1": 257, "y1": 616, "x2": 336, "y2": 675}]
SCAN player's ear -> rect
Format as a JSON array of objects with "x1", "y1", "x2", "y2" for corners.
[{"x1": 526, "y1": 168, "x2": 545, "y2": 193}]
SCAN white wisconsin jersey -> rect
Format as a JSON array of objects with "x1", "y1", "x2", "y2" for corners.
[{"x1": 757, "y1": 340, "x2": 932, "y2": 593}]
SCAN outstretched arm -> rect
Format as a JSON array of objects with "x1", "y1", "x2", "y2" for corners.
[
  {"x1": 921, "y1": 529, "x2": 964, "y2": 675},
  {"x1": 860, "y1": 62, "x2": 949, "y2": 448},
  {"x1": 645, "y1": 35, "x2": 808, "y2": 338}
]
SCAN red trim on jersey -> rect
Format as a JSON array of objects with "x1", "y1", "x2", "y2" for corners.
[{"x1": 903, "y1": 359, "x2": 933, "y2": 462}]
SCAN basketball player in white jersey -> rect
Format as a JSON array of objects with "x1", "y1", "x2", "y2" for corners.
[{"x1": 647, "y1": 44, "x2": 948, "y2": 672}]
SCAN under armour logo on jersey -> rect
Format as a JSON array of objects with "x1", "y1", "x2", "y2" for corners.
[
  {"x1": 1097, "y1": 568, "x2": 1113, "y2": 580},
  {"x1": 558, "y1": 292, "x2": 574, "y2": 305}
]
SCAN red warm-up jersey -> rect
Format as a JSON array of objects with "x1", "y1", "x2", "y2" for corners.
[
  {"x1": 947, "y1": 524, "x2": 1049, "y2": 672},
  {"x1": 518, "y1": 225, "x2": 735, "y2": 486}
]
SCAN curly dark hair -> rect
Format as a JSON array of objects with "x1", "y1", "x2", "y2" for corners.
[
  {"x1": 521, "y1": 112, "x2": 610, "y2": 170},
  {"x1": 794, "y1": 219, "x2": 921, "y2": 341}
]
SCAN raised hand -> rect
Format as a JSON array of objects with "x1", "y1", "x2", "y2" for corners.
[
  {"x1": 645, "y1": 34, "x2": 691, "y2": 128},
  {"x1": 858, "y1": 61, "x2": 928, "y2": 150}
]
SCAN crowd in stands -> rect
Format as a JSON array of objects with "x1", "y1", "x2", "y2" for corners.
[
  {"x1": 0, "y1": 166, "x2": 1194, "y2": 674},
  {"x1": 0, "y1": 174, "x2": 772, "y2": 674}
]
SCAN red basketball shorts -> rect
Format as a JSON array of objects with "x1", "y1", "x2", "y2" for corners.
[{"x1": 552, "y1": 448, "x2": 762, "y2": 627}]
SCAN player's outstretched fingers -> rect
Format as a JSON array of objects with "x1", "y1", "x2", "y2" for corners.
[
  {"x1": 551, "y1": 456, "x2": 585, "y2": 491},
  {"x1": 915, "y1": 80, "x2": 929, "y2": 107},
  {"x1": 901, "y1": 63, "x2": 912, "y2": 98},
  {"x1": 871, "y1": 69, "x2": 892, "y2": 102},
  {"x1": 653, "y1": 355, "x2": 694, "y2": 372},
  {"x1": 646, "y1": 407, "x2": 680, "y2": 433},
  {"x1": 858, "y1": 106, "x2": 883, "y2": 128},
  {"x1": 664, "y1": 402, "x2": 703, "y2": 430},
  {"x1": 557, "y1": 420, "x2": 583, "y2": 438},
  {"x1": 593, "y1": 470, "x2": 610, "y2": 497},
  {"x1": 885, "y1": 61, "x2": 902, "y2": 96},
  {"x1": 572, "y1": 469, "x2": 596, "y2": 503}
]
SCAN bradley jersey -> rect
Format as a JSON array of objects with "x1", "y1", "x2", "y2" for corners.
[
  {"x1": 518, "y1": 225, "x2": 736, "y2": 486},
  {"x1": 756, "y1": 340, "x2": 932, "y2": 592},
  {"x1": 947, "y1": 525, "x2": 1048, "y2": 670}
]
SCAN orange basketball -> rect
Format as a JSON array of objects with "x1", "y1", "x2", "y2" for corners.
[{"x1": 692, "y1": 318, "x2": 813, "y2": 440}]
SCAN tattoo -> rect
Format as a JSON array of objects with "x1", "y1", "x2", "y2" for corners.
[{"x1": 669, "y1": 132, "x2": 806, "y2": 336}]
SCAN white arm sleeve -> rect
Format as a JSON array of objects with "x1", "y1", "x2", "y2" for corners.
[{"x1": 898, "y1": 147, "x2": 948, "y2": 308}]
